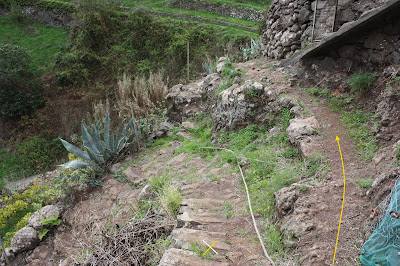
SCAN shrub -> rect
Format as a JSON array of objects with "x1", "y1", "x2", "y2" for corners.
[
  {"x1": 0, "y1": 44, "x2": 44, "y2": 118},
  {"x1": 16, "y1": 136, "x2": 65, "y2": 173},
  {"x1": 349, "y1": 72, "x2": 378, "y2": 95}
]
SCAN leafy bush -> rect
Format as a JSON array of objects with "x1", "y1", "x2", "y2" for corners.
[
  {"x1": 349, "y1": 72, "x2": 378, "y2": 95},
  {"x1": 0, "y1": 44, "x2": 44, "y2": 118},
  {"x1": 16, "y1": 136, "x2": 66, "y2": 172}
]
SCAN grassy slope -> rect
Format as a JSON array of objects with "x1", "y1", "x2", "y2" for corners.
[{"x1": 0, "y1": 17, "x2": 68, "y2": 75}]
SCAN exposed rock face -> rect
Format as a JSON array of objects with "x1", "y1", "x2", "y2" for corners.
[
  {"x1": 29, "y1": 205, "x2": 61, "y2": 230},
  {"x1": 166, "y1": 73, "x2": 220, "y2": 122},
  {"x1": 212, "y1": 80, "x2": 281, "y2": 131},
  {"x1": 10, "y1": 226, "x2": 40, "y2": 253}
]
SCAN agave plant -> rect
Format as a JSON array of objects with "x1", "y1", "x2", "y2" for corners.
[
  {"x1": 241, "y1": 38, "x2": 261, "y2": 61},
  {"x1": 59, "y1": 110, "x2": 139, "y2": 172}
]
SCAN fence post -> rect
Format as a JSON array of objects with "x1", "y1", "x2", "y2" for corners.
[{"x1": 187, "y1": 41, "x2": 190, "y2": 81}]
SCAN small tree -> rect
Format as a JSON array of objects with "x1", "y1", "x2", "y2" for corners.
[{"x1": 0, "y1": 44, "x2": 44, "y2": 118}]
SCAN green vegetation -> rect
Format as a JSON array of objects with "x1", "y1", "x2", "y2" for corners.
[
  {"x1": 190, "y1": 241, "x2": 213, "y2": 259},
  {"x1": 223, "y1": 201, "x2": 234, "y2": 218},
  {"x1": 146, "y1": 238, "x2": 171, "y2": 266},
  {"x1": 56, "y1": 1, "x2": 252, "y2": 86},
  {"x1": 0, "y1": 16, "x2": 68, "y2": 74},
  {"x1": 341, "y1": 111, "x2": 378, "y2": 161},
  {"x1": 1, "y1": 137, "x2": 66, "y2": 182},
  {"x1": 160, "y1": 185, "x2": 183, "y2": 217},
  {"x1": 123, "y1": 0, "x2": 269, "y2": 11},
  {"x1": 176, "y1": 113, "x2": 329, "y2": 259},
  {"x1": 355, "y1": 178, "x2": 373, "y2": 190},
  {"x1": 0, "y1": 44, "x2": 44, "y2": 118},
  {"x1": 349, "y1": 72, "x2": 378, "y2": 95},
  {"x1": 0, "y1": 181, "x2": 61, "y2": 250},
  {"x1": 307, "y1": 87, "x2": 378, "y2": 160},
  {"x1": 60, "y1": 111, "x2": 144, "y2": 172}
]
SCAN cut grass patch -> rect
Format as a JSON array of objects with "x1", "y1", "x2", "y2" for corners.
[{"x1": 355, "y1": 178, "x2": 373, "y2": 190}]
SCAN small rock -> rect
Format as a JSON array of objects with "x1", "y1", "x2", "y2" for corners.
[
  {"x1": 269, "y1": 126, "x2": 281, "y2": 137},
  {"x1": 290, "y1": 105, "x2": 302, "y2": 117},
  {"x1": 10, "y1": 226, "x2": 39, "y2": 253},
  {"x1": 122, "y1": 166, "x2": 144, "y2": 185},
  {"x1": 279, "y1": 96, "x2": 299, "y2": 108},
  {"x1": 109, "y1": 162, "x2": 123, "y2": 174},
  {"x1": 28, "y1": 205, "x2": 61, "y2": 230},
  {"x1": 181, "y1": 121, "x2": 196, "y2": 129},
  {"x1": 138, "y1": 185, "x2": 154, "y2": 201},
  {"x1": 274, "y1": 185, "x2": 299, "y2": 217},
  {"x1": 216, "y1": 62, "x2": 226, "y2": 73}
]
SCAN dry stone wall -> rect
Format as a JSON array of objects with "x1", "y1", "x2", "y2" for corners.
[
  {"x1": 262, "y1": 0, "x2": 387, "y2": 59},
  {"x1": 170, "y1": 0, "x2": 264, "y2": 21}
]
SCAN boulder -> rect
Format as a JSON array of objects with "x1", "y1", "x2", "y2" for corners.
[
  {"x1": 123, "y1": 166, "x2": 144, "y2": 185},
  {"x1": 28, "y1": 205, "x2": 61, "y2": 230},
  {"x1": 286, "y1": 116, "x2": 320, "y2": 143},
  {"x1": 10, "y1": 226, "x2": 39, "y2": 253}
]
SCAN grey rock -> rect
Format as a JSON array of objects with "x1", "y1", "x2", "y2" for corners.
[
  {"x1": 286, "y1": 116, "x2": 320, "y2": 143},
  {"x1": 159, "y1": 248, "x2": 229, "y2": 266},
  {"x1": 274, "y1": 185, "x2": 299, "y2": 217},
  {"x1": 290, "y1": 105, "x2": 302, "y2": 117},
  {"x1": 298, "y1": 8, "x2": 311, "y2": 24},
  {"x1": 279, "y1": 96, "x2": 299, "y2": 108},
  {"x1": 155, "y1": 122, "x2": 174, "y2": 138},
  {"x1": 216, "y1": 61, "x2": 226, "y2": 73},
  {"x1": 28, "y1": 205, "x2": 60, "y2": 230},
  {"x1": 269, "y1": 126, "x2": 281, "y2": 137},
  {"x1": 10, "y1": 226, "x2": 39, "y2": 253},
  {"x1": 122, "y1": 166, "x2": 144, "y2": 185}
]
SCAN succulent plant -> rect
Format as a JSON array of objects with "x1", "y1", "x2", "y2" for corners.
[{"x1": 59, "y1": 110, "x2": 139, "y2": 172}]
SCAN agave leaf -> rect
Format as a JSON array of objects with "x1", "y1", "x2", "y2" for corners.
[
  {"x1": 59, "y1": 138, "x2": 91, "y2": 161},
  {"x1": 82, "y1": 124, "x2": 101, "y2": 155},
  {"x1": 86, "y1": 146, "x2": 105, "y2": 164},
  {"x1": 109, "y1": 134, "x2": 116, "y2": 154},
  {"x1": 116, "y1": 136, "x2": 127, "y2": 154},
  {"x1": 130, "y1": 104, "x2": 140, "y2": 146},
  {"x1": 104, "y1": 112, "x2": 110, "y2": 148},
  {"x1": 59, "y1": 160, "x2": 91, "y2": 169},
  {"x1": 117, "y1": 118, "x2": 126, "y2": 143}
]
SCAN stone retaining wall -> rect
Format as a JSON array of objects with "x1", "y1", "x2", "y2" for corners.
[
  {"x1": 262, "y1": 0, "x2": 387, "y2": 59},
  {"x1": 170, "y1": 0, "x2": 264, "y2": 21},
  {"x1": 0, "y1": 6, "x2": 71, "y2": 28}
]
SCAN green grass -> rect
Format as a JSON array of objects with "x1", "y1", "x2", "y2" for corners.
[
  {"x1": 223, "y1": 201, "x2": 234, "y2": 218},
  {"x1": 122, "y1": 0, "x2": 268, "y2": 12},
  {"x1": 175, "y1": 113, "x2": 330, "y2": 259},
  {"x1": 355, "y1": 178, "x2": 373, "y2": 190},
  {"x1": 340, "y1": 111, "x2": 378, "y2": 161},
  {"x1": 0, "y1": 16, "x2": 68, "y2": 75}
]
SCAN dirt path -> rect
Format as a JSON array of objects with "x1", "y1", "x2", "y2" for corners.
[{"x1": 237, "y1": 58, "x2": 376, "y2": 265}]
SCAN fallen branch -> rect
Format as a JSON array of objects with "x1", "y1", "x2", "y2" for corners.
[{"x1": 200, "y1": 147, "x2": 276, "y2": 266}]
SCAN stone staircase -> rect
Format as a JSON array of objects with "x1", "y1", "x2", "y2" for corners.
[{"x1": 158, "y1": 151, "x2": 267, "y2": 265}]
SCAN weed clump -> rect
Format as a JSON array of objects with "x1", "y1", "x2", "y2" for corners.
[{"x1": 349, "y1": 72, "x2": 378, "y2": 95}]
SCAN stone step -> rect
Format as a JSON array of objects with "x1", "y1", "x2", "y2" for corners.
[
  {"x1": 181, "y1": 198, "x2": 225, "y2": 212},
  {"x1": 159, "y1": 248, "x2": 229, "y2": 266},
  {"x1": 177, "y1": 211, "x2": 227, "y2": 227},
  {"x1": 170, "y1": 228, "x2": 231, "y2": 253}
]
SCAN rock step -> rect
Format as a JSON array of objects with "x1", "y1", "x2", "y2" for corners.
[
  {"x1": 159, "y1": 248, "x2": 229, "y2": 266},
  {"x1": 177, "y1": 211, "x2": 227, "y2": 227},
  {"x1": 170, "y1": 228, "x2": 231, "y2": 253},
  {"x1": 181, "y1": 198, "x2": 225, "y2": 212}
]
